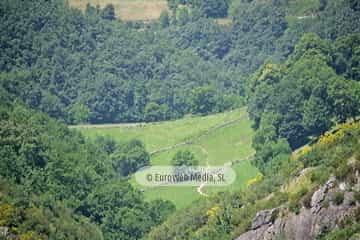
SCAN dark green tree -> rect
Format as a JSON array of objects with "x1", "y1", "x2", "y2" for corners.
[
  {"x1": 192, "y1": 0, "x2": 229, "y2": 18},
  {"x1": 159, "y1": 10, "x2": 170, "y2": 28},
  {"x1": 68, "y1": 103, "x2": 90, "y2": 124},
  {"x1": 302, "y1": 95, "x2": 332, "y2": 135},
  {"x1": 111, "y1": 139, "x2": 150, "y2": 176},
  {"x1": 171, "y1": 150, "x2": 198, "y2": 166},
  {"x1": 328, "y1": 78, "x2": 360, "y2": 122},
  {"x1": 189, "y1": 86, "x2": 216, "y2": 115},
  {"x1": 148, "y1": 200, "x2": 176, "y2": 224},
  {"x1": 101, "y1": 4, "x2": 116, "y2": 20},
  {"x1": 319, "y1": 0, "x2": 328, "y2": 11},
  {"x1": 144, "y1": 102, "x2": 162, "y2": 122}
]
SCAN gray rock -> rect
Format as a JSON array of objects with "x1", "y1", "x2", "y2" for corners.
[
  {"x1": 343, "y1": 192, "x2": 355, "y2": 207},
  {"x1": 263, "y1": 218, "x2": 285, "y2": 240},
  {"x1": 236, "y1": 224, "x2": 271, "y2": 240},
  {"x1": 0, "y1": 227, "x2": 9, "y2": 237},
  {"x1": 236, "y1": 203, "x2": 354, "y2": 240},
  {"x1": 251, "y1": 208, "x2": 278, "y2": 230},
  {"x1": 326, "y1": 176, "x2": 336, "y2": 188},
  {"x1": 311, "y1": 185, "x2": 327, "y2": 214},
  {"x1": 282, "y1": 209, "x2": 313, "y2": 240},
  {"x1": 311, "y1": 176, "x2": 336, "y2": 214},
  {"x1": 236, "y1": 177, "x2": 357, "y2": 240},
  {"x1": 350, "y1": 233, "x2": 360, "y2": 240},
  {"x1": 339, "y1": 182, "x2": 347, "y2": 191}
]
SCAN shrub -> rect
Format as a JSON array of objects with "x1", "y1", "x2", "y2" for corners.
[
  {"x1": 302, "y1": 190, "x2": 314, "y2": 209},
  {"x1": 353, "y1": 157, "x2": 360, "y2": 171},
  {"x1": 354, "y1": 191, "x2": 360, "y2": 203},
  {"x1": 355, "y1": 150, "x2": 360, "y2": 162},
  {"x1": 0, "y1": 203, "x2": 16, "y2": 226},
  {"x1": 301, "y1": 148, "x2": 324, "y2": 167},
  {"x1": 289, "y1": 187, "x2": 308, "y2": 214},
  {"x1": 355, "y1": 207, "x2": 360, "y2": 222},
  {"x1": 335, "y1": 164, "x2": 351, "y2": 181},
  {"x1": 332, "y1": 192, "x2": 344, "y2": 205},
  {"x1": 310, "y1": 168, "x2": 329, "y2": 184},
  {"x1": 19, "y1": 231, "x2": 44, "y2": 240},
  {"x1": 348, "y1": 173, "x2": 357, "y2": 185},
  {"x1": 289, "y1": 201, "x2": 300, "y2": 214},
  {"x1": 323, "y1": 200, "x2": 330, "y2": 208},
  {"x1": 246, "y1": 173, "x2": 263, "y2": 188},
  {"x1": 171, "y1": 150, "x2": 198, "y2": 166}
]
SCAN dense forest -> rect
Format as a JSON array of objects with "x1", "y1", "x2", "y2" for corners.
[
  {"x1": 0, "y1": 0, "x2": 360, "y2": 239},
  {"x1": 0, "y1": 93, "x2": 175, "y2": 239},
  {"x1": 1, "y1": 0, "x2": 358, "y2": 124}
]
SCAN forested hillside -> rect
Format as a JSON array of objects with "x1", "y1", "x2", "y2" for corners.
[
  {"x1": 1, "y1": 0, "x2": 358, "y2": 124},
  {"x1": 0, "y1": 0, "x2": 359, "y2": 240},
  {"x1": 0, "y1": 95, "x2": 174, "y2": 239},
  {"x1": 249, "y1": 33, "x2": 360, "y2": 171}
]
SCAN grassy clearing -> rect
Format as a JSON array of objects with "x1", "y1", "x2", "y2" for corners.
[
  {"x1": 145, "y1": 160, "x2": 257, "y2": 209},
  {"x1": 215, "y1": 18, "x2": 233, "y2": 26},
  {"x1": 76, "y1": 108, "x2": 258, "y2": 208},
  {"x1": 129, "y1": 160, "x2": 258, "y2": 209},
  {"x1": 149, "y1": 114, "x2": 254, "y2": 166},
  {"x1": 285, "y1": 0, "x2": 319, "y2": 25},
  {"x1": 286, "y1": 0, "x2": 319, "y2": 16},
  {"x1": 78, "y1": 108, "x2": 247, "y2": 153},
  {"x1": 68, "y1": 0, "x2": 168, "y2": 21}
]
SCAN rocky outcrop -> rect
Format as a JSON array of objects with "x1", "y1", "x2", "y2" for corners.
[
  {"x1": 311, "y1": 176, "x2": 335, "y2": 214},
  {"x1": 0, "y1": 227, "x2": 9, "y2": 238},
  {"x1": 251, "y1": 208, "x2": 279, "y2": 230},
  {"x1": 236, "y1": 176, "x2": 359, "y2": 240}
]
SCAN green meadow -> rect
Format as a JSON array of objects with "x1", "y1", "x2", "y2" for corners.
[{"x1": 77, "y1": 108, "x2": 259, "y2": 208}]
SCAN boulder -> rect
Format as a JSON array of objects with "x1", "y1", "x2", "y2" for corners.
[
  {"x1": 251, "y1": 208, "x2": 278, "y2": 230},
  {"x1": 311, "y1": 176, "x2": 336, "y2": 214},
  {"x1": 0, "y1": 227, "x2": 9, "y2": 237}
]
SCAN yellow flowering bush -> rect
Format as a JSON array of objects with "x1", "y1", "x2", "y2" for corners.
[
  {"x1": 299, "y1": 145, "x2": 312, "y2": 157},
  {"x1": 20, "y1": 231, "x2": 44, "y2": 240},
  {"x1": 318, "y1": 132, "x2": 338, "y2": 145},
  {"x1": 318, "y1": 122, "x2": 357, "y2": 145},
  {"x1": 246, "y1": 173, "x2": 264, "y2": 188},
  {"x1": 206, "y1": 205, "x2": 220, "y2": 218},
  {"x1": 0, "y1": 203, "x2": 14, "y2": 226}
]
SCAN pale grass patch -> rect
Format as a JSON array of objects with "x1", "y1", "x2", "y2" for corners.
[
  {"x1": 69, "y1": 0, "x2": 169, "y2": 21},
  {"x1": 215, "y1": 18, "x2": 232, "y2": 26}
]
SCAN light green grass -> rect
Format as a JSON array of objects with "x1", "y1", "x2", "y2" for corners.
[
  {"x1": 130, "y1": 160, "x2": 258, "y2": 209},
  {"x1": 78, "y1": 108, "x2": 247, "y2": 153},
  {"x1": 76, "y1": 108, "x2": 259, "y2": 208},
  {"x1": 287, "y1": 0, "x2": 319, "y2": 16},
  {"x1": 150, "y1": 115, "x2": 254, "y2": 166}
]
